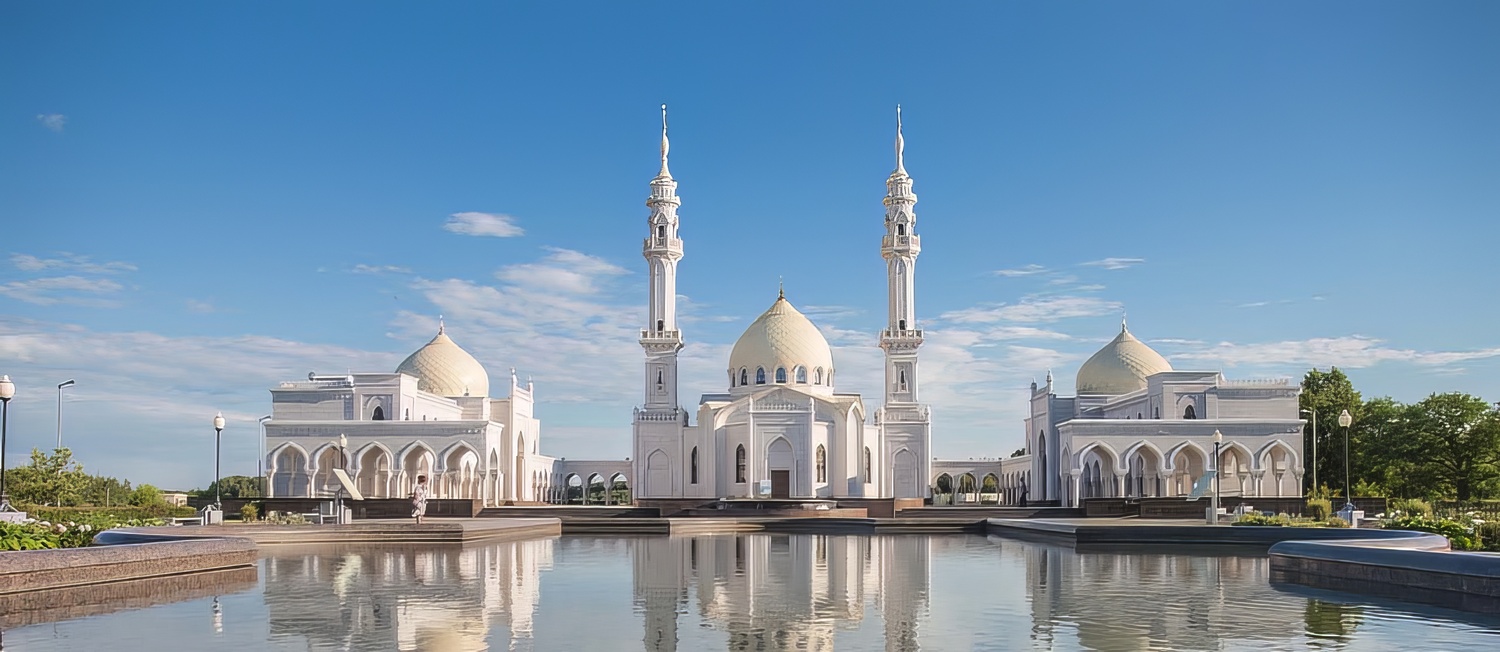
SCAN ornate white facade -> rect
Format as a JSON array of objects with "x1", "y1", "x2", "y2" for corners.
[
  {"x1": 633, "y1": 107, "x2": 932, "y2": 500},
  {"x1": 944, "y1": 320, "x2": 1305, "y2": 508}
]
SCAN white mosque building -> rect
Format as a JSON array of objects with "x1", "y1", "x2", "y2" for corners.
[
  {"x1": 264, "y1": 107, "x2": 1302, "y2": 511},
  {"x1": 632, "y1": 107, "x2": 931, "y2": 502}
]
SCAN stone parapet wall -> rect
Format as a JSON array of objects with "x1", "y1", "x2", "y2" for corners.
[{"x1": 0, "y1": 538, "x2": 257, "y2": 596}]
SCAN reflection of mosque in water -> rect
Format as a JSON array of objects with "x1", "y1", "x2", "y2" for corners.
[
  {"x1": 259, "y1": 535, "x2": 1364, "y2": 651},
  {"x1": 1015, "y1": 539, "x2": 1362, "y2": 652},
  {"x1": 262, "y1": 540, "x2": 551, "y2": 651},
  {"x1": 633, "y1": 535, "x2": 930, "y2": 651}
]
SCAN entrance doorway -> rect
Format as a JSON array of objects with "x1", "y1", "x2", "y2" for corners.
[{"x1": 770, "y1": 470, "x2": 790, "y2": 499}]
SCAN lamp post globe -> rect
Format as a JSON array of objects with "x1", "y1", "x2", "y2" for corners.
[
  {"x1": 0, "y1": 375, "x2": 15, "y2": 511},
  {"x1": 212, "y1": 412, "x2": 225, "y2": 513},
  {"x1": 1338, "y1": 409, "x2": 1354, "y2": 511}
]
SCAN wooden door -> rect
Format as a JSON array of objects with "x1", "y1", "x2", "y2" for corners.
[{"x1": 770, "y1": 470, "x2": 790, "y2": 499}]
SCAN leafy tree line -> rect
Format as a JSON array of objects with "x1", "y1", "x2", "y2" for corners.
[
  {"x1": 190, "y1": 475, "x2": 265, "y2": 499},
  {"x1": 4, "y1": 448, "x2": 170, "y2": 507},
  {"x1": 1301, "y1": 368, "x2": 1500, "y2": 500}
]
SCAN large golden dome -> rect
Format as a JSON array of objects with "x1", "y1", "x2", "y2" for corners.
[
  {"x1": 395, "y1": 325, "x2": 491, "y2": 398},
  {"x1": 1075, "y1": 322, "x2": 1172, "y2": 395},
  {"x1": 727, "y1": 295, "x2": 835, "y2": 388}
]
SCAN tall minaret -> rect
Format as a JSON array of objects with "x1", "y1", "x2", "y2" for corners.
[
  {"x1": 640, "y1": 104, "x2": 684, "y2": 412},
  {"x1": 880, "y1": 106, "x2": 923, "y2": 405}
]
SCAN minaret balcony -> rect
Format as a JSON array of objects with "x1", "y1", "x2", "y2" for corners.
[
  {"x1": 881, "y1": 234, "x2": 921, "y2": 252},
  {"x1": 642, "y1": 236, "x2": 683, "y2": 254},
  {"x1": 879, "y1": 328, "x2": 924, "y2": 350},
  {"x1": 640, "y1": 329, "x2": 684, "y2": 351}
]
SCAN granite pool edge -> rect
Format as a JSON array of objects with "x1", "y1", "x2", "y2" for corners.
[
  {"x1": 0, "y1": 518, "x2": 562, "y2": 597},
  {"x1": 987, "y1": 517, "x2": 1500, "y2": 613}
]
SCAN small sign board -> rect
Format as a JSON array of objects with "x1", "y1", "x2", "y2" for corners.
[
  {"x1": 758, "y1": 480, "x2": 772, "y2": 497},
  {"x1": 1187, "y1": 471, "x2": 1217, "y2": 501},
  {"x1": 332, "y1": 468, "x2": 365, "y2": 501}
]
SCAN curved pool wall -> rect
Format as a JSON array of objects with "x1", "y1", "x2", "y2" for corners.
[
  {"x1": 1269, "y1": 530, "x2": 1500, "y2": 612},
  {"x1": 0, "y1": 537, "x2": 257, "y2": 596}
]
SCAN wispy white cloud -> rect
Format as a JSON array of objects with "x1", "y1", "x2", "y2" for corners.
[
  {"x1": 0, "y1": 276, "x2": 125, "y2": 306},
  {"x1": 12, "y1": 253, "x2": 136, "y2": 274},
  {"x1": 185, "y1": 299, "x2": 217, "y2": 313},
  {"x1": 1172, "y1": 335, "x2": 1500, "y2": 370},
  {"x1": 800, "y1": 305, "x2": 862, "y2": 321},
  {"x1": 941, "y1": 296, "x2": 1122, "y2": 324},
  {"x1": 36, "y1": 114, "x2": 66, "y2": 132},
  {"x1": 1081, "y1": 257, "x2": 1145, "y2": 270},
  {"x1": 993, "y1": 264, "x2": 1047, "y2": 278},
  {"x1": 352, "y1": 264, "x2": 413, "y2": 275},
  {"x1": 494, "y1": 247, "x2": 627, "y2": 295},
  {"x1": 443, "y1": 211, "x2": 524, "y2": 238}
]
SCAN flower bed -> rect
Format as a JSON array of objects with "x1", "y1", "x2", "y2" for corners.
[{"x1": 1, "y1": 515, "x2": 165, "y2": 551}]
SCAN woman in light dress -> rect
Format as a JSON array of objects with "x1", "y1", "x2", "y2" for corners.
[{"x1": 411, "y1": 475, "x2": 429, "y2": 525}]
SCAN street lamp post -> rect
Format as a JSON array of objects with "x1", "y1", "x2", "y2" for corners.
[
  {"x1": 55, "y1": 379, "x2": 75, "y2": 450},
  {"x1": 1211, "y1": 429, "x2": 1223, "y2": 525},
  {"x1": 336, "y1": 434, "x2": 348, "y2": 524},
  {"x1": 1338, "y1": 409, "x2": 1354, "y2": 511},
  {"x1": 1300, "y1": 408, "x2": 1317, "y2": 495},
  {"x1": 0, "y1": 375, "x2": 15, "y2": 512},
  {"x1": 213, "y1": 412, "x2": 225, "y2": 513}
]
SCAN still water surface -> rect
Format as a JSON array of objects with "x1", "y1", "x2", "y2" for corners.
[{"x1": 6, "y1": 534, "x2": 1500, "y2": 651}]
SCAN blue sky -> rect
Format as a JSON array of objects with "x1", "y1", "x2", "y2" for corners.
[{"x1": 3, "y1": 2, "x2": 1498, "y2": 490}]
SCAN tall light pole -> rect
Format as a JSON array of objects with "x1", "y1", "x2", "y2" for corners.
[
  {"x1": 0, "y1": 375, "x2": 15, "y2": 511},
  {"x1": 1300, "y1": 408, "x2": 1317, "y2": 495},
  {"x1": 55, "y1": 379, "x2": 75, "y2": 450},
  {"x1": 213, "y1": 412, "x2": 225, "y2": 513},
  {"x1": 1211, "y1": 429, "x2": 1223, "y2": 525},
  {"x1": 258, "y1": 415, "x2": 272, "y2": 498},
  {"x1": 1338, "y1": 409, "x2": 1354, "y2": 511}
]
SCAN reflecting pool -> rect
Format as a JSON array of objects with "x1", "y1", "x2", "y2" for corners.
[{"x1": 6, "y1": 534, "x2": 1500, "y2": 650}]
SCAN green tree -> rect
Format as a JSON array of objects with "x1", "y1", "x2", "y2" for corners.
[
  {"x1": 1353, "y1": 397, "x2": 1416, "y2": 497},
  {"x1": 1299, "y1": 368, "x2": 1362, "y2": 495},
  {"x1": 1401, "y1": 393, "x2": 1500, "y2": 500},
  {"x1": 6, "y1": 448, "x2": 92, "y2": 507},
  {"x1": 196, "y1": 475, "x2": 264, "y2": 499},
  {"x1": 128, "y1": 483, "x2": 165, "y2": 507}
]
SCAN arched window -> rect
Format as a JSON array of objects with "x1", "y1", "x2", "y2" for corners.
[
  {"x1": 728, "y1": 370, "x2": 735, "y2": 387},
  {"x1": 371, "y1": 405, "x2": 385, "y2": 421},
  {"x1": 657, "y1": 225, "x2": 665, "y2": 238},
  {"x1": 898, "y1": 369, "x2": 907, "y2": 391},
  {"x1": 1183, "y1": 404, "x2": 1197, "y2": 420},
  {"x1": 863, "y1": 447, "x2": 872, "y2": 483},
  {"x1": 814, "y1": 367, "x2": 823, "y2": 385},
  {"x1": 795, "y1": 366, "x2": 807, "y2": 383},
  {"x1": 656, "y1": 319, "x2": 664, "y2": 331},
  {"x1": 816, "y1": 445, "x2": 826, "y2": 483},
  {"x1": 735, "y1": 445, "x2": 747, "y2": 483},
  {"x1": 690, "y1": 447, "x2": 699, "y2": 485},
  {"x1": 739, "y1": 368, "x2": 749, "y2": 386},
  {"x1": 897, "y1": 223, "x2": 905, "y2": 235},
  {"x1": 899, "y1": 319, "x2": 907, "y2": 330},
  {"x1": 775, "y1": 367, "x2": 787, "y2": 383},
  {"x1": 656, "y1": 369, "x2": 664, "y2": 389},
  {"x1": 755, "y1": 367, "x2": 766, "y2": 385}
]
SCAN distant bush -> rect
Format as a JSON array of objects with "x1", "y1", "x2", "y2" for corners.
[
  {"x1": 1324, "y1": 517, "x2": 1349, "y2": 528},
  {"x1": 240, "y1": 503, "x2": 259, "y2": 522},
  {"x1": 1305, "y1": 498, "x2": 1332, "y2": 521},
  {"x1": 1388, "y1": 498, "x2": 1433, "y2": 517},
  {"x1": 25, "y1": 504, "x2": 195, "y2": 523},
  {"x1": 1384, "y1": 513, "x2": 1482, "y2": 551}
]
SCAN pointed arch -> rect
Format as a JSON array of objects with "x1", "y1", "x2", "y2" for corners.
[
  {"x1": 646, "y1": 449, "x2": 671, "y2": 497},
  {"x1": 893, "y1": 448, "x2": 920, "y2": 498},
  {"x1": 690, "y1": 446, "x2": 699, "y2": 485},
  {"x1": 1255, "y1": 439, "x2": 1301, "y2": 471},
  {"x1": 794, "y1": 366, "x2": 807, "y2": 384},
  {"x1": 1073, "y1": 441, "x2": 1120, "y2": 473},
  {"x1": 735, "y1": 444, "x2": 747, "y2": 483},
  {"x1": 815, "y1": 444, "x2": 827, "y2": 483},
  {"x1": 774, "y1": 367, "x2": 787, "y2": 383},
  {"x1": 814, "y1": 367, "x2": 824, "y2": 385},
  {"x1": 863, "y1": 446, "x2": 873, "y2": 483},
  {"x1": 1121, "y1": 440, "x2": 1165, "y2": 466},
  {"x1": 755, "y1": 367, "x2": 766, "y2": 384},
  {"x1": 268, "y1": 441, "x2": 312, "y2": 471},
  {"x1": 739, "y1": 367, "x2": 749, "y2": 386},
  {"x1": 1164, "y1": 440, "x2": 1210, "y2": 473}
]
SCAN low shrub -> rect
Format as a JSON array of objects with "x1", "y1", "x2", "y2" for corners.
[
  {"x1": 25, "y1": 504, "x2": 195, "y2": 523},
  {"x1": 1233, "y1": 513, "x2": 1290, "y2": 527},
  {"x1": 1388, "y1": 498, "x2": 1433, "y2": 518},
  {"x1": 239, "y1": 503, "x2": 259, "y2": 522},
  {"x1": 1324, "y1": 517, "x2": 1349, "y2": 528},
  {"x1": 1477, "y1": 522, "x2": 1500, "y2": 552},
  {"x1": 1305, "y1": 498, "x2": 1332, "y2": 521},
  {"x1": 1384, "y1": 513, "x2": 1482, "y2": 551}
]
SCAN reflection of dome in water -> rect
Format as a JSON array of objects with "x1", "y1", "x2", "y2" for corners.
[
  {"x1": 1075, "y1": 321, "x2": 1172, "y2": 395},
  {"x1": 395, "y1": 324, "x2": 490, "y2": 398},
  {"x1": 727, "y1": 295, "x2": 835, "y2": 387}
]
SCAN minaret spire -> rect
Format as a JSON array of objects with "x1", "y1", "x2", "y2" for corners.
[
  {"x1": 659, "y1": 104, "x2": 671, "y2": 177},
  {"x1": 895, "y1": 105, "x2": 906, "y2": 174}
]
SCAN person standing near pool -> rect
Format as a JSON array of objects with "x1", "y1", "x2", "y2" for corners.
[{"x1": 411, "y1": 475, "x2": 429, "y2": 525}]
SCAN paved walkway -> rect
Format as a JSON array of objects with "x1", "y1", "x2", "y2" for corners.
[{"x1": 102, "y1": 517, "x2": 561, "y2": 546}]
